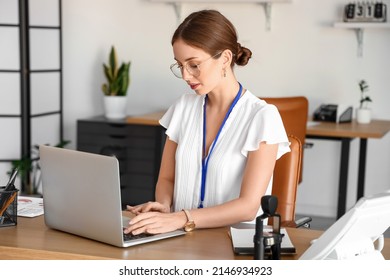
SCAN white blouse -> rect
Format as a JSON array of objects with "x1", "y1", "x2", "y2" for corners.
[{"x1": 159, "y1": 90, "x2": 290, "y2": 216}]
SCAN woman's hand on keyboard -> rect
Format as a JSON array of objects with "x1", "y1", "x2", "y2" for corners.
[
  {"x1": 123, "y1": 211, "x2": 187, "y2": 235},
  {"x1": 126, "y1": 201, "x2": 170, "y2": 215}
]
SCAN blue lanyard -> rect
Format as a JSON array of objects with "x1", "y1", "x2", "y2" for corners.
[{"x1": 199, "y1": 83, "x2": 243, "y2": 208}]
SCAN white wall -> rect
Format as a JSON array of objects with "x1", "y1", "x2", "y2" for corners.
[{"x1": 4, "y1": 0, "x2": 390, "y2": 218}]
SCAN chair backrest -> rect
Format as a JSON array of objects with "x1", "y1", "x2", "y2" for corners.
[
  {"x1": 271, "y1": 135, "x2": 302, "y2": 227},
  {"x1": 261, "y1": 96, "x2": 308, "y2": 183}
]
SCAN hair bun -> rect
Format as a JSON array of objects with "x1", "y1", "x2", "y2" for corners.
[{"x1": 235, "y1": 43, "x2": 252, "y2": 66}]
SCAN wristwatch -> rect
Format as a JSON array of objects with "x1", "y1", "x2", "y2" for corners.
[{"x1": 182, "y1": 209, "x2": 196, "y2": 232}]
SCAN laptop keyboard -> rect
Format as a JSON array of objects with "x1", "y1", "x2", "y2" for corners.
[{"x1": 123, "y1": 231, "x2": 154, "y2": 242}]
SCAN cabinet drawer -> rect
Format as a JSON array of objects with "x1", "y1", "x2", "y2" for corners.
[
  {"x1": 78, "y1": 134, "x2": 155, "y2": 149},
  {"x1": 121, "y1": 186, "x2": 155, "y2": 207},
  {"x1": 77, "y1": 145, "x2": 157, "y2": 175},
  {"x1": 78, "y1": 145, "x2": 156, "y2": 161},
  {"x1": 125, "y1": 160, "x2": 155, "y2": 174},
  {"x1": 120, "y1": 174, "x2": 156, "y2": 206},
  {"x1": 120, "y1": 173, "x2": 155, "y2": 188},
  {"x1": 77, "y1": 116, "x2": 164, "y2": 207},
  {"x1": 78, "y1": 121, "x2": 156, "y2": 137}
]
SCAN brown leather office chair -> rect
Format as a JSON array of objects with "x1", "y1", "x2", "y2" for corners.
[
  {"x1": 270, "y1": 135, "x2": 311, "y2": 227},
  {"x1": 261, "y1": 96, "x2": 309, "y2": 183},
  {"x1": 260, "y1": 96, "x2": 311, "y2": 227}
]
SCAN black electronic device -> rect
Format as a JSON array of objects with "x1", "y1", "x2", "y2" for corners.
[
  {"x1": 375, "y1": 2, "x2": 385, "y2": 18},
  {"x1": 253, "y1": 195, "x2": 283, "y2": 260},
  {"x1": 313, "y1": 104, "x2": 353, "y2": 123},
  {"x1": 343, "y1": 1, "x2": 387, "y2": 22},
  {"x1": 345, "y1": 3, "x2": 356, "y2": 19}
]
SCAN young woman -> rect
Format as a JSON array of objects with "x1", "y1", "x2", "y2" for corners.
[{"x1": 124, "y1": 10, "x2": 289, "y2": 235}]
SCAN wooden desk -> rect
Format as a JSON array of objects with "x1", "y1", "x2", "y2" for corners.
[
  {"x1": 1, "y1": 216, "x2": 390, "y2": 260},
  {"x1": 306, "y1": 119, "x2": 390, "y2": 219},
  {"x1": 0, "y1": 216, "x2": 295, "y2": 260},
  {"x1": 126, "y1": 111, "x2": 164, "y2": 126}
]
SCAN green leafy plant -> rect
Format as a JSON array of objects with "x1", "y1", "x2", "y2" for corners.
[
  {"x1": 8, "y1": 140, "x2": 70, "y2": 195},
  {"x1": 358, "y1": 80, "x2": 372, "y2": 109},
  {"x1": 102, "y1": 46, "x2": 131, "y2": 96}
]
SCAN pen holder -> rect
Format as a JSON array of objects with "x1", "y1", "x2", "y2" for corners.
[{"x1": 0, "y1": 187, "x2": 18, "y2": 227}]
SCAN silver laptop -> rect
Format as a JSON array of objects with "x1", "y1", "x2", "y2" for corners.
[{"x1": 39, "y1": 145, "x2": 185, "y2": 247}]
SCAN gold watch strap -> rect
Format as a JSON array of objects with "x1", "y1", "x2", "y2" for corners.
[
  {"x1": 182, "y1": 209, "x2": 193, "y2": 223},
  {"x1": 182, "y1": 209, "x2": 195, "y2": 232}
]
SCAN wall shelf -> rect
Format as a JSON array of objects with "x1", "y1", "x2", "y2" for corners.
[
  {"x1": 333, "y1": 22, "x2": 390, "y2": 57},
  {"x1": 150, "y1": 0, "x2": 292, "y2": 31}
]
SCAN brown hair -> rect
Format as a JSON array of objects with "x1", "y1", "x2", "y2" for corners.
[{"x1": 171, "y1": 10, "x2": 252, "y2": 67}]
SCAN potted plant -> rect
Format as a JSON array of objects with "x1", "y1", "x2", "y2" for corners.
[
  {"x1": 102, "y1": 46, "x2": 131, "y2": 119},
  {"x1": 356, "y1": 79, "x2": 372, "y2": 124}
]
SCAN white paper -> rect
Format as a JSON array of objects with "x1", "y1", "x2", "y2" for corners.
[
  {"x1": 230, "y1": 226, "x2": 295, "y2": 254},
  {"x1": 17, "y1": 195, "x2": 44, "y2": 217}
]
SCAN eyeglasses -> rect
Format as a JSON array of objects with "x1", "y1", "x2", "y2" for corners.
[{"x1": 170, "y1": 52, "x2": 222, "y2": 79}]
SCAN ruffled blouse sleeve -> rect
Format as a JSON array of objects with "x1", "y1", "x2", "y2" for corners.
[
  {"x1": 241, "y1": 104, "x2": 290, "y2": 160},
  {"x1": 159, "y1": 95, "x2": 187, "y2": 143}
]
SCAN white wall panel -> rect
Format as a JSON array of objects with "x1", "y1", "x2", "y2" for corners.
[
  {"x1": 0, "y1": 28, "x2": 19, "y2": 70},
  {"x1": 29, "y1": 0, "x2": 59, "y2": 26},
  {"x1": 0, "y1": 73, "x2": 20, "y2": 115},
  {"x1": 31, "y1": 73, "x2": 60, "y2": 115},
  {"x1": 31, "y1": 115, "x2": 60, "y2": 146},
  {"x1": 0, "y1": 118, "x2": 21, "y2": 158},
  {"x1": 0, "y1": 0, "x2": 18, "y2": 24},
  {"x1": 30, "y1": 29, "x2": 60, "y2": 70}
]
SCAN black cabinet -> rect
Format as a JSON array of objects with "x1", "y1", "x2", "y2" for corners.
[{"x1": 77, "y1": 116, "x2": 166, "y2": 208}]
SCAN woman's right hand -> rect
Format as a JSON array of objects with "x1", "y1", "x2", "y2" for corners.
[{"x1": 126, "y1": 201, "x2": 170, "y2": 215}]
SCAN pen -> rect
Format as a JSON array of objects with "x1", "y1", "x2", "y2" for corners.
[{"x1": 4, "y1": 168, "x2": 18, "y2": 191}]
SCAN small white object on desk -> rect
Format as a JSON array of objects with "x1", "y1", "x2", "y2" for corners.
[
  {"x1": 17, "y1": 196, "x2": 44, "y2": 218},
  {"x1": 307, "y1": 121, "x2": 321, "y2": 127}
]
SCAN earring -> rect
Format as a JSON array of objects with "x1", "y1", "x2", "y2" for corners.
[{"x1": 223, "y1": 69, "x2": 227, "y2": 78}]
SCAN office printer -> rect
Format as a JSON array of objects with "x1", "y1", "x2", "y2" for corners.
[{"x1": 313, "y1": 104, "x2": 353, "y2": 123}]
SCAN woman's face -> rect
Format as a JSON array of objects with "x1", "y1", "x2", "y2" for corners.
[{"x1": 172, "y1": 39, "x2": 224, "y2": 95}]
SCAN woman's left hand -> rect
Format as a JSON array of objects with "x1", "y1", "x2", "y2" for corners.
[{"x1": 123, "y1": 211, "x2": 186, "y2": 235}]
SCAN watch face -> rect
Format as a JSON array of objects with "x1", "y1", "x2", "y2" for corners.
[{"x1": 184, "y1": 222, "x2": 195, "y2": 232}]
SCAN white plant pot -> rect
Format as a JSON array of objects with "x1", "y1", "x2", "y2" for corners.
[
  {"x1": 104, "y1": 96, "x2": 127, "y2": 119},
  {"x1": 356, "y1": 108, "x2": 371, "y2": 124}
]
